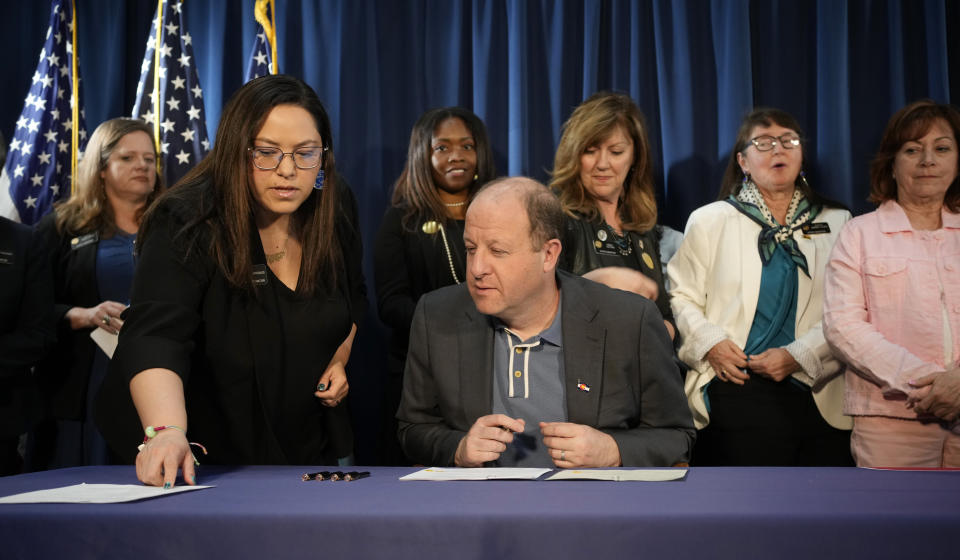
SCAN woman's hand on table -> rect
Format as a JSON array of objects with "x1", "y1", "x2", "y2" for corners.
[{"x1": 136, "y1": 428, "x2": 195, "y2": 488}]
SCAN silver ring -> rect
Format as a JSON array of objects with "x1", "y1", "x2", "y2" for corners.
[{"x1": 560, "y1": 450, "x2": 566, "y2": 462}]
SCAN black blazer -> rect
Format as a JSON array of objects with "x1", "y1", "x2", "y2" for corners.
[
  {"x1": 95, "y1": 179, "x2": 367, "y2": 465},
  {"x1": 397, "y1": 270, "x2": 695, "y2": 467},
  {"x1": 373, "y1": 206, "x2": 465, "y2": 375},
  {"x1": 0, "y1": 217, "x2": 55, "y2": 436},
  {"x1": 560, "y1": 214, "x2": 675, "y2": 329},
  {"x1": 34, "y1": 212, "x2": 103, "y2": 421}
]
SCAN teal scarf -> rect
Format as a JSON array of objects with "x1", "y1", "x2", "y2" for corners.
[{"x1": 725, "y1": 182, "x2": 821, "y2": 277}]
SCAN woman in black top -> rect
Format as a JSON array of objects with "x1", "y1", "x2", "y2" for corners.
[
  {"x1": 550, "y1": 92, "x2": 675, "y2": 340},
  {"x1": 373, "y1": 107, "x2": 495, "y2": 464},
  {"x1": 95, "y1": 75, "x2": 366, "y2": 487},
  {"x1": 34, "y1": 118, "x2": 161, "y2": 468}
]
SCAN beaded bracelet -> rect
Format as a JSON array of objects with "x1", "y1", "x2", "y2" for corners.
[{"x1": 138, "y1": 425, "x2": 209, "y2": 466}]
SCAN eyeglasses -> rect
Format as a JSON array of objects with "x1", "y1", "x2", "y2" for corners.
[
  {"x1": 248, "y1": 146, "x2": 327, "y2": 170},
  {"x1": 747, "y1": 134, "x2": 801, "y2": 152}
]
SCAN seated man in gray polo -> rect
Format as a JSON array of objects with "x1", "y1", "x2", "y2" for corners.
[{"x1": 397, "y1": 177, "x2": 694, "y2": 467}]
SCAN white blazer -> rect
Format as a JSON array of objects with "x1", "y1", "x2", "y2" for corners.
[{"x1": 667, "y1": 201, "x2": 852, "y2": 430}]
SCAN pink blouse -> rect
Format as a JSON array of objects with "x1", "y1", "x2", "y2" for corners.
[{"x1": 823, "y1": 200, "x2": 960, "y2": 418}]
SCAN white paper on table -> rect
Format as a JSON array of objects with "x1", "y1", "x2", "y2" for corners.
[
  {"x1": 90, "y1": 327, "x2": 118, "y2": 359},
  {"x1": 545, "y1": 469, "x2": 687, "y2": 482},
  {"x1": 400, "y1": 467, "x2": 551, "y2": 481},
  {"x1": 0, "y1": 483, "x2": 213, "y2": 504}
]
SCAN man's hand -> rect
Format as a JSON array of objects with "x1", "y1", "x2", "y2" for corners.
[
  {"x1": 747, "y1": 348, "x2": 799, "y2": 382},
  {"x1": 908, "y1": 367, "x2": 960, "y2": 422},
  {"x1": 540, "y1": 422, "x2": 621, "y2": 468},
  {"x1": 454, "y1": 414, "x2": 525, "y2": 467}
]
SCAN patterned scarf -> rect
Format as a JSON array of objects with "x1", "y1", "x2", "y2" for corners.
[{"x1": 725, "y1": 182, "x2": 821, "y2": 277}]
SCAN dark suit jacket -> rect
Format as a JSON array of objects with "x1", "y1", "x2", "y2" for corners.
[
  {"x1": 34, "y1": 212, "x2": 102, "y2": 420},
  {"x1": 0, "y1": 217, "x2": 54, "y2": 436},
  {"x1": 397, "y1": 270, "x2": 695, "y2": 467},
  {"x1": 373, "y1": 206, "x2": 465, "y2": 376}
]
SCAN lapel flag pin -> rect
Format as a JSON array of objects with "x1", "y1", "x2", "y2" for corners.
[{"x1": 576, "y1": 380, "x2": 590, "y2": 392}]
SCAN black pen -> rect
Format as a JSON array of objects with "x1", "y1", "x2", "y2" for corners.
[
  {"x1": 301, "y1": 470, "x2": 332, "y2": 481},
  {"x1": 343, "y1": 471, "x2": 370, "y2": 481}
]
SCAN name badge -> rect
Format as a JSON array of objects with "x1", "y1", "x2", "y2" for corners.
[
  {"x1": 0, "y1": 249, "x2": 13, "y2": 266},
  {"x1": 801, "y1": 222, "x2": 831, "y2": 236},
  {"x1": 252, "y1": 264, "x2": 268, "y2": 286},
  {"x1": 70, "y1": 232, "x2": 99, "y2": 250},
  {"x1": 593, "y1": 239, "x2": 622, "y2": 256}
]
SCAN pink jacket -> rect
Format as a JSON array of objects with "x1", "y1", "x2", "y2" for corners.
[{"x1": 823, "y1": 200, "x2": 960, "y2": 418}]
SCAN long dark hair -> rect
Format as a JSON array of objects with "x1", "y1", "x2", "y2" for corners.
[
  {"x1": 718, "y1": 107, "x2": 844, "y2": 209},
  {"x1": 141, "y1": 75, "x2": 341, "y2": 296},
  {"x1": 391, "y1": 107, "x2": 496, "y2": 228},
  {"x1": 869, "y1": 99, "x2": 960, "y2": 212}
]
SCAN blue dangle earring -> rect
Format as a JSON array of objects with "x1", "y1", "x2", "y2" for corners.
[
  {"x1": 799, "y1": 170, "x2": 810, "y2": 190},
  {"x1": 741, "y1": 171, "x2": 750, "y2": 188},
  {"x1": 314, "y1": 169, "x2": 325, "y2": 190}
]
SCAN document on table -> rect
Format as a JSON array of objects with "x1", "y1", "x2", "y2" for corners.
[
  {"x1": 400, "y1": 467, "x2": 551, "y2": 481},
  {"x1": 0, "y1": 483, "x2": 213, "y2": 504},
  {"x1": 90, "y1": 327, "x2": 118, "y2": 359},
  {"x1": 545, "y1": 469, "x2": 687, "y2": 482}
]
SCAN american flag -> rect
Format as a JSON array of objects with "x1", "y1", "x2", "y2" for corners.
[
  {"x1": 0, "y1": 0, "x2": 87, "y2": 225},
  {"x1": 132, "y1": 0, "x2": 209, "y2": 188},
  {"x1": 245, "y1": 0, "x2": 277, "y2": 82}
]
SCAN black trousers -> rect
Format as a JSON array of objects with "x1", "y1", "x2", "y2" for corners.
[{"x1": 693, "y1": 373, "x2": 853, "y2": 466}]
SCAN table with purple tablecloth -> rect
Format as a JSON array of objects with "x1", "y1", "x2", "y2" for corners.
[{"x1": 0, "y1": 466, "x2": 956, "y2": 559}]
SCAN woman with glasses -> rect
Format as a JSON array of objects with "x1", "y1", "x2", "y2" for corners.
[
  {"x1": 668, "y1": 108, "x2": 852, "y2": 465},
  {"x1": 373, "y1": 107, "x2": 495, "y2": 464},
  {"x1": 551, "y1": 92, "x2": 676, "y2": 340},
  {"x1": 94, "y1": 75, "x2": 366, "y2": 486}
]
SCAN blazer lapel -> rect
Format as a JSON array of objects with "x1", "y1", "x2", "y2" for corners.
[
  {"x1": 559, "y1": 275, "x2": 603, "y2": 426},
  {"x1": 795, "y1": 233, "x2": 816, "y2": 320},
  {"x1": 738, "y1": 215, "x2": 762, "y2": 344},
  {"x1": 459, "y1": 305, "x2": 493, "y2": 423}
]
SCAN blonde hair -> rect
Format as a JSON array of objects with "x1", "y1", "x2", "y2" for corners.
[
  {"x1": 55, "y1": 118, "x2": 161, "y2": 236},
  {"x1": 549, "y1": 92, "x2": 657, "y2": 232}
]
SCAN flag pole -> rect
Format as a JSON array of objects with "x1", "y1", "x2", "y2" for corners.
[
  {"x1": 269, "y1": 0, "x2": 277, "y2": 74},
  {"x1": 153, "y1": 0, "x2": 164, "y2": 159},
  {"x1": 70, "y1": 0, "x2": 79, "y2": 196},
  {"x1": 255, "y1": 0, "x2": 278, "y2": 75}
]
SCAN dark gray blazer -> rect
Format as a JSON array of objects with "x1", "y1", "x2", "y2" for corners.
[{"x1": 397, "y1": 270, "x2": 695, "y2": 467}]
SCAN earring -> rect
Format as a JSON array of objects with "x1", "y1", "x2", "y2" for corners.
[
  {"x1": 799, "y1": 170, "x2": 810, "y2": 190},
  {"x1": 741, "y1": 172, "x2": 750, "y2": 187},
  {"x1": 473, "y1": 173, "x2": 479, "y2": 181},
  {"x1": 314, "y1": 169, "x2": 325, "y2": 191}
]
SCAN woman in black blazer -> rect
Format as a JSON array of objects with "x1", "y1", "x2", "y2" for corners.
[
  {"x1": 33, "y1": 118, "x2": 161, "y2": 468},
  {"x1": 95, "y1": 75, "x2": 366, "y2": 487},
  {"x1": 0, "y1": 216, "x2": 55, "y2": 475},
  {"x1": 550, "y1": 92, "x2": 675, "y2": 340},
  {"x1": 373, "y1": 107, "x2": 495, "y2": 464}
]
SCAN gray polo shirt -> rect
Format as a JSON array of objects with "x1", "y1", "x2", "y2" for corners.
[{"x1": 490, "y1": 300, "x2": 566, "y2": 467}]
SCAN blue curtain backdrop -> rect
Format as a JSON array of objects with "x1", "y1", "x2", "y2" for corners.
[{"x1": 2, "y1": 0, "x2": 956, "y2": 464}]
